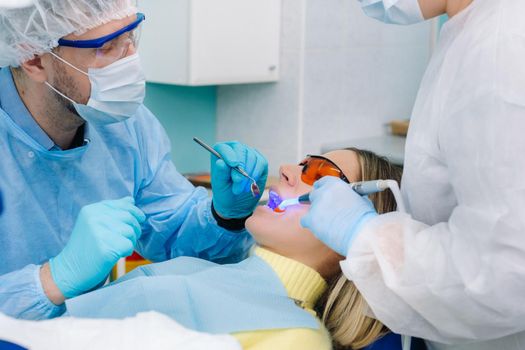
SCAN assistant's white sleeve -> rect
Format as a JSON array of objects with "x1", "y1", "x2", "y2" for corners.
[
  {"x1": 340, "y1": 16, "x2": 525, "y2": 343},
  {"x1": 343, "y1": 199, "x2": 525, "y2": 343}
]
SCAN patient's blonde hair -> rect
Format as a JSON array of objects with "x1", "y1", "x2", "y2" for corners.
[{"x1": 320, "y1": 148, "x2": 403, "y2": 349}]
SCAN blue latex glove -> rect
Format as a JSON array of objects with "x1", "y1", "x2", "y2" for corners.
[
  {"x1": 300, "y1": 177, "x2": 378, "y2": 256},
  {"x1": 211, "y1": 141, "x2": 268, "y2": 219},
  {"x1": 49, "y1": 197, "x2": 146, "y2": 298}
]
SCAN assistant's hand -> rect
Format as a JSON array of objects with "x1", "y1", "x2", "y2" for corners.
[
  {"x1": 301, "y1": 177, "x2": 378, "y2": 256},
  {"x1": 211, "y1": 141, "x2": 268, "y2": 219},
  {"x1": 49, "y1": 197, "x2": 146, "y2": 298}
]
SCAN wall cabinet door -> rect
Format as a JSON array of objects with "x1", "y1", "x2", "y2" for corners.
[{"x1": 138, "y1": 0, "x2": 281, "y2": 86}]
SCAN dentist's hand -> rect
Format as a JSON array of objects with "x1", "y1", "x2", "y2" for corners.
[
  {"x1": 49, "y1": 197, "x2": 146, "y2": 298},
  {"x1": 301, "y1": 177, "x2": 378, "y2": 256},
  {"x1": 211, "y1": 141, "x2": 268, "y2": 219}
]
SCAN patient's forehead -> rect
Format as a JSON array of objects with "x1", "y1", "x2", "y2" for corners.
[{"x1": 322, "y1": 150, "x2": 361, "y2": 182}]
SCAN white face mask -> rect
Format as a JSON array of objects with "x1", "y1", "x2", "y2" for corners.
[
  {"x1": 46, "y1": 52, "x2": 146, "y2": 125},
  {"x1": 358, "y1": 0, "x2": 425, "y2": 25}
]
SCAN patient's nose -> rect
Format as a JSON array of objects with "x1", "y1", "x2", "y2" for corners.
[{"x1": 279, "y1": 164, "x2": 299, "y2": 187}]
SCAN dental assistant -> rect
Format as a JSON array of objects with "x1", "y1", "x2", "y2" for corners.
[
  {"x1": 0, "y1": 0, "x2": 267, "y2": 320},
  {"x1": 301, "y1": 0, "x2": 525, "y2": 349}
]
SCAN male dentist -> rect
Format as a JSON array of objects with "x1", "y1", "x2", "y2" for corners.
[{"x1": 0, "y1": 0, "x2": 267, "y2": 320}]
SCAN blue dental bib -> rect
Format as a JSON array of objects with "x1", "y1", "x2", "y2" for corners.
[{"x1": 66, "y1": 255, "x2": 319, "y2": 334}]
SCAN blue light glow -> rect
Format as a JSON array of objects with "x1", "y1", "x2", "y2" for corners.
[{"x1": 267, "y1": 190, "x2": 283, "y2": 210}]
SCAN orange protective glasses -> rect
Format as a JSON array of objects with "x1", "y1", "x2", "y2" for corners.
[{"x1": 299, "y1": 155, "x2": 350, "y2": 186}]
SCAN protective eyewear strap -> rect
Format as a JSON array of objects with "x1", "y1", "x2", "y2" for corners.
[{"x1": 58, "y1": 13, "x2": 145, "y2": 49}]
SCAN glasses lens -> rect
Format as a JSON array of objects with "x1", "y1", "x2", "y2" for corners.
[
  {"x1": 133, "y1": 23, "x2": 143, "y2": 50},
  {"x1": 301, "y1": 157, "x2": 343, "y2": 185},
  {"x1": 93, "y1": 26, "x2": 141, "y2": 66}
]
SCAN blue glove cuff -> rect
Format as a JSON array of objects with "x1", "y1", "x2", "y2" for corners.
[{"x1": 48, "y1": 255, "x2": 75, "y2": 298}]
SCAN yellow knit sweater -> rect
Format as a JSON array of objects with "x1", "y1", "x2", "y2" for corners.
[{"x1": 232, "y1": 247, "x2": 333, "y2": 350}]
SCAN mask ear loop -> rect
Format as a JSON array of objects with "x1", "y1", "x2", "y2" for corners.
[
  {"x1": 44, "y1": 81, "x2": 77, "y2": 105},
  {"x1": 45, "y1": 50, "x2": 88, "y2": 105}
]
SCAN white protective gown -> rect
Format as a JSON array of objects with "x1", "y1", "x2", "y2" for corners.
[{"x1": 341, "y1": 0, "x2": 525, "y2": 349}]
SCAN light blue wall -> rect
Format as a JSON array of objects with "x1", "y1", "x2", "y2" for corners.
[{"x1": 144, "y1": 83, "x2": 217, "y2": 174}]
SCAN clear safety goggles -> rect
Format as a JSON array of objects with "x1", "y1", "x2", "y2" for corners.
[
  {"x1": 299, "y1": 155, "x2": 350, "y2": 186},
  {"x1": 57, "y1": 13, "x2": 145, "y2": 67}
]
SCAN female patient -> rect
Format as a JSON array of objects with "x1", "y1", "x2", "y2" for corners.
[{"x1": 65, "y1": 148, "x2": 402, "y2": 350}]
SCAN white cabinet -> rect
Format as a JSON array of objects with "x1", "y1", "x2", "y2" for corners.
[{"x1": 137, "y1": 0, "x2": 281, "y2": 86}]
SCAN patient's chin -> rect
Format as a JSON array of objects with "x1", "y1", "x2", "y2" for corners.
[
  {"x1": 246, "y1": 206, "x2": 283, "y2": 243},
  {"x1": 246, "y1": 203, "x2": 309, "y2": 244},
  {"x1": 245, "y1": 208, "x2": 262, "y2": 236}
]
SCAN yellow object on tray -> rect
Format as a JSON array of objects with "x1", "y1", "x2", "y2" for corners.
[
  {"x1": 390, "y1": 119, "x2": 410, "y2": 136},
  {"x1": 111, "y1": 251, "x2": 151, "y2": 281}
]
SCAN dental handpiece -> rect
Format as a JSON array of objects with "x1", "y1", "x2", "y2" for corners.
[{"x1": 277, "y1": 180, "x2": 390, "y2": 211}]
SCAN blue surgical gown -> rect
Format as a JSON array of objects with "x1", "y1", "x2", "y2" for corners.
[{"x1": 0, "y1": 68, "x2": 253, "y2": 320}]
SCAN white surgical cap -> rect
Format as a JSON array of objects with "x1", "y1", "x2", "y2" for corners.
[{"x1": 0, "y1": 0, "x2": 137, "y2": 67}]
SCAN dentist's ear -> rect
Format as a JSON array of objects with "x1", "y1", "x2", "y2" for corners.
[{"x1": 18, "y1": 54, "x2": 49, "y2": 84}]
